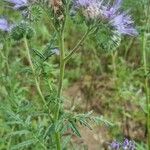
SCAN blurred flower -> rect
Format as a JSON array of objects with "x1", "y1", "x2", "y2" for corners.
[
  {"x1": 110, "y1": 140, "x2": 120, "y2": 150},
  {"x1": 0, "y1": 18, "x2": 11, "y2": 32},
  {"x1": 110, "y1": 138, "x2": 135, "y2": 150},
  {"x1": 51, "y1": 48, "x2": 60, "y2": 56},
  {"x1": 122, "y1": 138, "x2": 135, "y2": 150},
  {"x1": 5, "y1": 0, "x2": 28, "y2": 10}
]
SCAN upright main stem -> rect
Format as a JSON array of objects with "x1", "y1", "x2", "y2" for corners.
[
  {"x1": 142, "y1": 33, "x2": 150, "y2": 149},
  {"x1": 55, "y1": 31, "x2": 65, "y2": 150},
  {"x1": 54, "y1": 27, "x2": 90, "y2": 150}
]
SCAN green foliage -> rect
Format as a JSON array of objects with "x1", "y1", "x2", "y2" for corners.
[{"x1": 95, "y1": 28, "x2": 121, "y2": 53}]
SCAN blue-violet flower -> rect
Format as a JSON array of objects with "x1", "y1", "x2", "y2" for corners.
[{"x1": 6, "y1": 0, "x2": 28, "y2": 10}]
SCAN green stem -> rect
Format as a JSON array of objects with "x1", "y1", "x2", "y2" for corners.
[
  {"x1": 54, "y1": 27, "x2": 92, "y2": 150},
  {"x1": 55, "y1": 132, "x2": 61, "y2": 150},
  {"x1": 24, "y1": 37, "x2": 47, "y2": 106},
  {"x1": 54, "y1": 31, "x2": 65, "y2": 150},
  {"x1": 57, "y1": 32, "x2": 65, "y2": 98},
  {"x1": 142, "y1": 33, "x2": 150, "y2": 149},
  {"x1": 7, "y1": 126, "x2": 15, "y2": 150},
  {"x1": 111, "y1": 51, "x2": 117, "y2": 79},
  {"x1": 124, "y1": 38, "x2": 134, "y2": 60},
  {"x1": 92, "y1": 48, "x2": 103, "y2": 74}
]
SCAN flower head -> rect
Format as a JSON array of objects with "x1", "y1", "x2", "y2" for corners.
[
  {"x1": 110, "y1": 12, "x2": 138, "y2": 36},
  {"x1": 102, "y1": 0, "x2": 138, "y2": 36},
  {"x1": 6, "y1": 0, "x2": 28, "y2": 10},
  {"x1": 73, "y1": 0, "x2": 103, "y2": 20},
  {"x1": 0, "y1": 18, "x2": 10, "y2": 32},
  {"x1": 73, "y1": 0, "x2": 138, "y2": 36}
]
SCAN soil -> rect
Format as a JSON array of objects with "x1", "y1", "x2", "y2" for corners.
[{"x1": 64, "y1": 74, "x2": 146, "y2": 149}]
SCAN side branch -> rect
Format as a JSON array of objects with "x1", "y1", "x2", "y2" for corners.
[{"x1": 64, "y1": 29, "x2": 90, "y2": 63}]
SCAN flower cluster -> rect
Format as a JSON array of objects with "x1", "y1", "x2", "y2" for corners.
[
  {"x1": 1, "y1": 0, "x2": 138, "y2": 38},
  {"x1": 73, "y1": 0, "x2": 137, "y2": 36},
  {"x1": 110, "y1": 138, "x2": 135, "y2": 150}
]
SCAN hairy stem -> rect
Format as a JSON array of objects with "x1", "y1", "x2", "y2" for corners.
[
  {"x1": 54, "y1": 28, "x2": 91, "y2": 150},
  {"x1": 54, "y1": 31, "x2": 65, "y2": 150}
]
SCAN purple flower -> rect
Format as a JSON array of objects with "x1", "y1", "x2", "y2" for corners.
[
  {"x1": 73, "y1": 0, "x2": 103, "y2": 20},
  {"x1": 75, "y1": 0, "x2": 93, "y2": 7},
  {"x1": 110, "y1": 138, "x2": 135, "y2": 150},
  {"x1": 6, "y1": 0, "x2": 28, "y2": 10},
  {"x1": 0, "y1": 18, "x2": 10, "y2": 32},
  {"x1": 110, "y1": 12, "x2": 138, "y2": 36},
  {"x1": 102, "y1": 0, "x2": 122, "y2": 19},
  {"x1": 73, "y1": 0, "x2": 137, "y2": 36},
  {"x1": 122, "y1": 138, "x2": 135, "y2": 150},
  {"x1": 110, "y1": 140, "x2": 120, "y2": 150},
  {"x1": 102, "y1": 0, "x2": 138, "y2": 36}
]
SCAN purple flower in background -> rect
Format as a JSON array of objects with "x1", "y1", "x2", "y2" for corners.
[
  {"x1": 110, "y1": 140, "x2": 120, "y2": 150},
  {"x1": 0, "y1": 18, "x2": 10, "y2": 32},
  {"x1": 110, "y1": 138, "x2": 135, "y2": 150},
  {"x1": 122, "y1": 138, "x2": 135, "y2": 150},
  {"x1": 6, "y1": 0, "x2": 28, "y2": 10}
]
